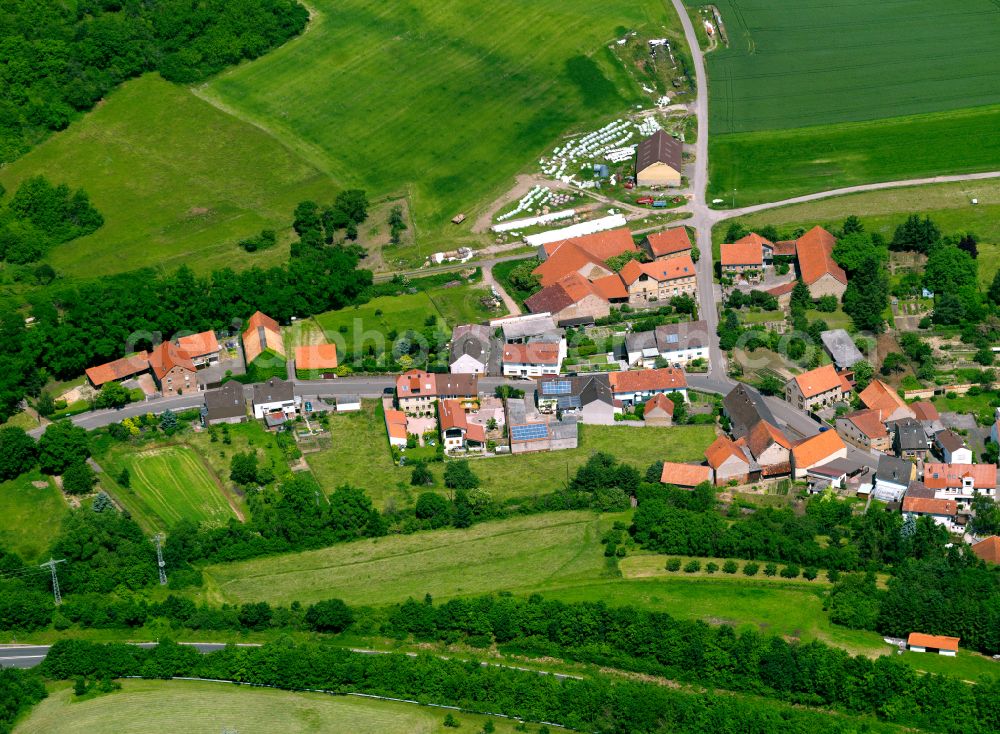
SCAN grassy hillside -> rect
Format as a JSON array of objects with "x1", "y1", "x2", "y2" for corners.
[
  {"x1": 0, "y1": 471, "x2": 67, "y2": 562},
  {"x1": 704, "y1": 0, "x2": 1000, "y2": 134},
  {"x1": 0, "y1": 75, "x2": 334, "y2": 280},
  {"x1": 200, "y1": 0, "x2": 672, "y2": 241},
  {"x1": 15, "y1": 679, "x2": 539, "y2": 734}
]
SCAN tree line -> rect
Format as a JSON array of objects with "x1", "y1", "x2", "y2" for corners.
[
  {"x1": 0, "y1": 0, "x2": 308, "y2": 163},
  {"x1": 39, "y1": 639, "x2": 941, "y2": 734}
]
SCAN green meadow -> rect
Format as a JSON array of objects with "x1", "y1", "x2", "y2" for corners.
[
  {"x1": 0, "y1": 471, "x2": 68, "y2": 562},
  {"x1": 200, "y1": 0, "x2": 672, "y2": 240},
  {"x1": 701, "y1": 0, "x2": 1000, "y2": 204},
  {"x1": 0, "y1": 75, "x2": 334, "y2": 281}
]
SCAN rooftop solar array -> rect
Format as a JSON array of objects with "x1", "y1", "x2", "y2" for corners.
[
  {"x1": 511, "y1": 423, "x2": 549, "y2": 441},
  {"x1": 542, "y1": 380, "x2": 572, "y2": 395},
  {"x1": 557, "y1": 395, "x2": 582, "y2": 410}
]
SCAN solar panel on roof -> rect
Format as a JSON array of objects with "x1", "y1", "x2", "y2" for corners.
[
  {"x1": 511, "y1": 423, "x2": 549, "y2": 441},
  {"x1": 542, "y1": 380, "x2": 572, "y2": 395},
  {"x1": 557, "y1": 395, "x2": 581, "y2": 410}
]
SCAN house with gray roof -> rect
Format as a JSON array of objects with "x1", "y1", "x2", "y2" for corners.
[
  {"x1": 723, "y1": 383, "x2": 777, "y2": 439},
  {"x1": 892, "y1": 417, "x2": 929, "y2": 459},
  {"x1": 203, "y1": 380, "x2": 246, "y2": 425},
  {"x1": 820, "y1": 329, "x2": 865, "y2": 370},
  {"x1": 449, "y1": 324, "x2": 499, "y2": 375},
  {"x1": 625, "y1": 319, "x2": 709, "y2": 367},
  {"x1": 536, "y1": 374, "x2": 615, "y2": 425},
  {"x1": 873, "y1": 455, "x2": 916, "y2": 502}
]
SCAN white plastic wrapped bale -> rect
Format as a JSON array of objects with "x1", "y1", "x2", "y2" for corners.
[
  {"x1": 491, "y1": 208, "x2": 577, "y2": 233},
  {"x1": 524, "y1": 214, "x2": 628, "y2": 247}
]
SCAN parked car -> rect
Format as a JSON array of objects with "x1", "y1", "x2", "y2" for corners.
[
  {"x1": 652, "y1": 200, "x2": 668, "y2": 208},
  {"x1": 636, "y1": 196, "x2": 654, "y2": 205}
]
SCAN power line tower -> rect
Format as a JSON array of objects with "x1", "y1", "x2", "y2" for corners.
[
  {"x1": 39, "y1": 558, "x2": 66, "y2": 605},
  {"x1": 154, "y1": 534, "x2": 167, "y2": 586}
]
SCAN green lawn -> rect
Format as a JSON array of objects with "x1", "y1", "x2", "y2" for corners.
[
  {"x1": 102, "y1": 446, "x2": 238, "y2": 531},
  {"x1": 200, "y1": 0, "x2": 672, "y2": 241},
  {"x1": 16, "y1": 679, "x2": 542, "y2": 734},
  {"x1": 0, "y1": 75, "x2": 334, "y2": 281},
  {"x1": 898, "y1": 649, "x2": 1000, "y2": 683},
  {"x1": 0, "y1": 471, "x2": 68, "y2": 562},
  {"x1": 805, "y1": 306, "x2": 851, "y2": 331},
  {"x1": 196, "y1": 510, "x2": 888, "y2": 657},
  {"x1": 307, "y1": 400, "x2": 716, "y2": 508}
]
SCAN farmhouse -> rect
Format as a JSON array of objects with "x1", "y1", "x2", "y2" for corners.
[
  {"x1": 745, "y1": 419, "x2": 792, "y2": 477},
  {"x1": 836, "y1": 409, "x2": 890, "y2": 453},
  {"x1": 660, "y1": 461, "x2": 713, "y2": 489},
  {"x1": 396, "y1": 370, "x2": 478, "y2": 415},
  {"x1": 251, "y1": 377, "x2": 299, "y2": 422},
  {"x1": 785, "y1": 364, "x2": 849, "y2": 411},
  {"x1": 536, "y1": 374, "x2": 615, "y2": 425},
  {"x1": 525, "y1": 272, "x2": 612, "y2": 324},
  {"x1": 971, "y1": 536, "x2": 1000, "y2": 565},
  {"x1": 796, "y1": 226, "x2": 847, "y2": 299},
  {"x1": 608, "y1": 368, "x2": 688, "y2": 405},
  {"x1": 243, "y1": 311, "x2": 285, "y2": 365},
  {"x1": 502, "y1": 341, "x2": 565, "y2": 377},
  {"x1": 872, "y1": 455, "x2": 916, "y2": 502},
  {"x1": 934, "y1": 429, "x2": 972, "y2": 465},
  {"x1": 148, "y1": 341, "x2": 197, "y2": 397},
  {"x1": 892, "y1": 417, "x2": 929, "y2": 460},
  {"x1": 175, "y1": 331, "x2": 221, "y2": 367},
  {"x1": 642, "y1": 228, "x2": 692, "y2": 260},
  {"x1": 791, "y1": 431, "x2": 847, "y2": 479},
  {"x1": 85, "y1": 351, "x2": 151, "y2": 389},
  {"x1": 619, "y1": 255, "x2": 698, "y2": 306},
  {"x1": 723, "y1": 383, "x2": 777, "y2": 439},
  {"x1": 859, "y1": 379, "x2": 914, "y2": 422},
  {"x1": 449, "y1": 324, "x2": 498, "y2": 375},
  {"x1": 720, "y1": 240, "x2": 763, "y2": 278},
  {"x1": 643, "y1": 393, "x2": 675, "y2": 426},
  {"x1": 635, "y1": 129, "x2": 682, "y2": 187},
  {"x1": 203, "y1": 381, "x2": 246, "y2": 425},
  {"x1": 922, "y1": 462, "x2": 997, "y2": 507},
  {"x1": 907, "y1": 633, "x2": 959, "y2": 656},
  {"x1": 505, "y1": 394, "x2": 578, "y2": 454},
  {"x1": 902, "y1": 496, "x2": 958, "y2": 531},
  {"x1": 820, "y1": 329, "x2": 864, "y2": 370},
  {"x1": 438, "y1": 399, "x2": 486, "y2": 452},
  {"x1": 295, "y1": 344, "x2": 339, "y2": 377},
  {"x1": 534, "y1": 228, "x2": 637, "y2": 285},
  {"x1": 625, "y1": 319, "x2": 709, "y2": 367},
  {"x1": 705, "y1": 435, "x2": 754, "y2": 485}
]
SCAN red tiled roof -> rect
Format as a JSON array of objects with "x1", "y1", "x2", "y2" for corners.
[
  {"x1": 536, "y1": 229, "x2": 637, "y2": 286},
  {"x1": 466, "y1": 423, "x2": 487, "y2": 443},
  {"x1": 85, "y1": 351, "x2": 150, "y2": 387},
  {"x1": 747, "y1": 420, "x2": 792, "y2": 455},
  {"x1": 766, "y1": 282, "x2": 796, "y2": 296},
  {"x1": 645, "y1": 228, "x2": 692, "y2": 257},
  {"x1": 910, "y1": 401, "x2": 941, "y2": 422},
  {"x1": 385, "y1": 408, "x2": 408, "y2": 440},
  {"x1": 619, "y1": 254, "x2": 696, "y2": 285},
  {"x1": 735, "y1": 232, "x2": 774, "y2": 249},
  {"x1": 243, "y1": 311, "x2": 285, "y2": 363},
  {"x1": 395, "y1": 370, "x2": 477, "y2": 398},
  {"x1": 705, "y1": 435, "x2": 749, "y2": 469},
  {"x1": 844, "y1": 409, "x2": 888, "y2": 439},
  {"x1": 438, "y1": 399, "x2": 468, "y2": 432},
  {"x1": 792, "y1": 364, "x2": 843, "y2": 399},
  {"x1": 176, "y1": 330, "x2": 219, "y2": 357},
  {"x1": 591, "y1": 273, "x2": 629, "y2": 299},
  {"x1": 660, "y1": 461, "x2": 712, "y2": 488},
  {"x1": 295, "y1": 344, "x2": 339, "y2": 370},
  {"x1": 644, "y1": 393, "x2": 675, "y2": 417},
  {"x1": 541, "y1": 227, "x2": 636, "y2": 259},
  {"x1": 792, "y1": 431, "x2": 846, "y2": 469},
  {"x1": 907, "y1": 633, "x2": 959, "y2": 651},
  {"x1": 902, "y1": 496, "x2": 957, "y2": 517},
  {"x1": 971, "y1": 536, "x2": 1000, "y2": 564},
  {"x1": 148, "y1": 341, "x2": 196, "y2": 380},
  {"x1": 772, "y1": 240, "x2": 797, "y2": 257},
  {"x1": 502, "y1": 342, "x2": 561, "y2": 366},
  {"x1": 796, "y1": 226, "x2": 847, "y2": 286},
  {"x1": 608, "y1": 368, "x2": 687, "y2": 394},
  {"x1": 720, "y1": 240, "x2": 763, "y2": 267},
  {"x1": 922, "y1": 463, "x2": 997, "y2": 490},
  {"x1": 859, "y1": 379, "x2": 910, "y2": 417}
]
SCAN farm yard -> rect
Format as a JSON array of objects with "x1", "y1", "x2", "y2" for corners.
[
  {"x1": 701, "y1": 0, "x2": 1000, "y2": 204},
  {"x1": 14, "y1": 679, "x2": 541, "y2": 734},
  {"x1": 199, "y1": 0, "x2": 679, "y2": 242}
]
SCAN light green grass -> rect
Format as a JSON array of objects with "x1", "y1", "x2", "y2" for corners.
[
  {"x1": 740, "y1": 309, "x2": 783, "y2": 325},
  {"x1": 709, "y1": 106, "x2": 1000, "y2": 206},
  {"x1": 106, "y1": 446, "x2": 237, "y2": 530},
  {"x1": 307, "y1": 401, "x2": 716, "y2": 508},
  {"x1": 15, "y1": 679, "x2": 543, "y2": 734},
  {"x1": 703, "y1": 0, "x2": 1000, "y2": 135},
  {"x1": 200, "y1": 0, "x2": 673, "y2": 240},
  {"x1": 898, "y1": 649, "x2": 1000, "y2": 683},
  {"x1": 0, "y1": 471, "x2": 67, "y2": 562},
  {"x1": 0, "y1": 74, "x2": 334, "y2": 281},
  {"x1": 805, "y1": 307, "x2": 851, "y2": 331}
]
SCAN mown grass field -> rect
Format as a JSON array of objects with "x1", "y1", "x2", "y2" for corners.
[
  {"x1": 15, "y1": 679, "x2": 543, "y2": 734},
  {"x1": 0, "y1": 471, "x2": 67, "y2": 562},
  {"x1": 702, "y1": 0, "x2": 1000, "y2": 205},
  {"x1": 197, "y1": 510, "x2": 888, "y2": 656},
  {"x1": 0, "y1": 75, "x2": 334, "y2": 281},
  {"x1": 200, "y1": 0, "x2": 671, "y2": 241},
  {"x1": 306, "y1": 400, "x2": 716, "y2": 508},
  {"x1": 105, "y1": 446, "x2": 237, "y2": 530}
]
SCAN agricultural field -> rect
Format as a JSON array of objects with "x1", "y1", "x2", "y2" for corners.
[
  {"x1": 701, "y1": 0, "x2": 1000, "y2": 204},
  {"x1": 0, "y1": 471, "x2": 68, "y2": 562},
  {"x1": 15, "y1": 679, "x2": 542, "y2": 734},
  {"x1": 196, "y1": 510, "x2": 888, "y2": 656},
  {"x1": 101, "y1": 446, "x2": 238, "y2": 531},
  {"x1": 306, "y1": 400, "x2": 716, "y2": 507},
  {"x1": 200, "y1": 0, "x2": 675, "y2": 241},
  {"x1": 0, "y1": 75, "x2": 333, "y2": 281}
]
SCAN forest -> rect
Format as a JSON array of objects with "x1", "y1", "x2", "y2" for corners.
[
  {"x1": 0, "y1": 176, "x2": 103, "y2": 264},
  {"x1": 0, "y1": 0, "x2": 309, "y2": 162}
]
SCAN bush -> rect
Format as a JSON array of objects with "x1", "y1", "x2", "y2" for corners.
[
  {"x1": 304, "y1": 598, "x2": 354, "y2": 633},
  {"x1": 803, "y1": 566, "x2": 818, "y2": 581},
  {"x1": 683, "y1": 559, "x2": 701, "y2": 573},
  {"x1": 743, "y1": 562, "x2": 759, "y2": 576},
  {"x1": 705, "y1": 561, "x2": 719, "y2": 574},
  {"x1": 827, "y1": 568, "x2": 841, "y2": 583},
  {"x1": 723, "y1": 560, "x2": 739, "y2": 574},
  {"x1": 665, "y1": 558, "x2": 682, "y2": 572},
  {"x1": 780, "y1": 565, "x2": 800, "y2": 579},
  {"x1": 764, "y1": 562, "x2": 778, "y2": 577}
]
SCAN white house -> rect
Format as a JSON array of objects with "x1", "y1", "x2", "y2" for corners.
[
  {"x1": 871, "y1": 455, "x2": 914, "y2": 502},
  {"x1": 923, "y1": 462, "x2": 997, "y2": 509},
  {"x1": 625, "y1": 320, "x2": 709, "y2": 367},
  {"x1": 502, "y1": 340, "x2": 566, "y2": 377},
  {"x1": 607, "y1": 368, "x2": 688, "y2": 405},
  {"x1": 251, "y1": 378, "x2": 300, "y2": 420},
  {"x1": 450, "y1": 324, "x2": 496, "y2": 375},
  {"x1": 934, "y1": 429, "x2": 972, "y2": 465},
  {"x1": 902, "y1": 496, "x2": 958, "y2": 531}
]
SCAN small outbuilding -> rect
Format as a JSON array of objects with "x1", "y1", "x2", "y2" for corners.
[{"x1": 907, "y1": 633, "x2": 959, "y2": 656}]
